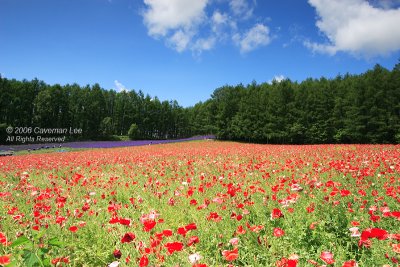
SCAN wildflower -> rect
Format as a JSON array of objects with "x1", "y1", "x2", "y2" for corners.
[
  {"x1": 188, "y1": 253, "x2": 202, "y2": 264},
  {"x1": 222, "y1": 247, "x2": 238, "y2": 261},
  {"x1": 121, "y1": 232, "x2": 135, "y2": 243},
  {"x1": 108, "y1": 261, "x2": 120, "y2": 267},
  {"x1": 320, "y1": 251, "x2": 335, "y2": 265},
  {"x1": 349, "y1": 227, "x2": 360, "y2": 237},
  {"x1": 273, "y1": 228, "x2": 285, "y2": 237}
]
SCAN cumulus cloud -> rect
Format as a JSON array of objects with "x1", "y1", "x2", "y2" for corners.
[
  {"x1": 229, "y1": 0, "x2": 254, "y2": 19},
  {"x1": 114, "y1": 80, "x2": 128, "y2": 92},
  {"x1": 167, "y1": 30, "x2": 193, "y2": 52},
  {"x1": 233, "y1": 23, "x2": 271, "y2": 53},
  {"x1": 142, "y1": 0, "x2": 208, "y2": 37},
  {"x1": 306, "y1": 0, "x2": 400, "y2": 57},
  {"x1": 141, "y1": 0, "x2": 270, "y2": 54},
  {"x1": 369, "y1": 0, "x2": 400, "y2": 9},
  {"x1": 272, "y1": 75, "x2": 285, "y2": 83},
  {"x1": 192, "y1": 37, "x2": 217, "y2": 53}
]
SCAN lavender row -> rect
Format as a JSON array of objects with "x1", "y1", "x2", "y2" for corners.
[{"x1": 0, "y1": 135, "x2": 216, "y2": 152}]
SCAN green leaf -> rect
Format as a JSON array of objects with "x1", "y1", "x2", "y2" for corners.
[
  {"x1": 37, "y1": 247, "x2": 49, "y2": 256},
  {"x1": 42, "y1": 258, "x2": 51, "y2": 267},
  {"x1": 10, "y1": 236, "x2": 32, "y2": 248},
  {"x1": 48, "y1": 237, "x2": 65, "y2": 247},
  {"x1": 22, "y1": 250, "x2": 41, "y2": 267},
  {"x1": 33, "y1": 230, "x2": 46, "y2": 241}
]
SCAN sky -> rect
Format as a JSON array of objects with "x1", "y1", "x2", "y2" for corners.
[{"x1": 1, "y1": 0, "x2": 400, "y2": 107}]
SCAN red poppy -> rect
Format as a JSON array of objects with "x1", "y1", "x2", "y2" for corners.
[
  {"x1": 69, "y1": 226, "x2": 78, "y2": 233},
  {"x1": 121, "y1": 232, "x2": 135, "y2": 243},
  {"x1": 0, "y1": 255, "x2": 10, "y2": 266},
  {"x1": 143, "y1": 220, "x2": 156, "y2": 232},
  {"x1": 165, "y1": 242, "x2": 184, "y2": 254},
  {"x1": 139, "y1": 255, "x2": 149, "y2": 267},
  {"x1": 119, "y1": 218, "x2": 131, "y2": 226},
  {"x1": 273, "y1": 227, "x2": 285, "y2": 237},
  {"x1": 236, "y1": 225, "x2": 246, "y2": 235},
  {"x1": 113, "y1": 249, "x2": 122, "y2": 259},
  {"x1": 177, "y1": 227, "x2": 188, "y2": 236},
  {"x1": 271, "y1": 208, "x2": 284, "y2": 219},
  {"x1": 342, "y1": 260, "x2": 358, "y2": 267},
  {"x1": 0, "y1": 232, "x2": 9, "y2": 246},
  {"x1": 222, "y1": 247, "x2": 238, "y2": 261},
  {"x1": 320, "y1": 251, "x2": 335, "y2": 265},
  {"x1": 162, "y1": 229, "x2": 173, "y2": 237},
  {"x1": 185, "y1": 223, "x2": 197, "y2": 231},
  {"x1": 361, "y1": 228, "x2": 388, "y2": 241},
  {"x1": 276, "y1": 257, "x2": 297, "y2": 267},
  {"x1": 187, "y1": 235, "x2": 199, "y2": 246},
  {"x1": 391, "y1": 243, "x2": 400, "y2": 253}
]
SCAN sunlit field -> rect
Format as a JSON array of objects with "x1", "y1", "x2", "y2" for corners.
[{"x1": 0, "y1": 141, "x2": 399, "y2": 266}]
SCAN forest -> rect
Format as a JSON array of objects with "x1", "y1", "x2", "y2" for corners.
[{"x1": 1, "y1": 63, "x2": 399, "y2": 144}]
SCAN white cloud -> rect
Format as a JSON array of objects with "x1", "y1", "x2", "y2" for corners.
[
  {"x1": 142, "y1": 0, "x2": 208, "y2": 37},
  {"x1": 229, "y1": 0, "x2": 255, "y2": 19},
  {"x1": 192, "y1": 36, "x2": 216, "y2": 53},
  {"x1": 141, "y1": 0, "x2": 270, "y2": 54},
  {"x1": 268, "y1": 74, "x2": 286, "y2": 84},
  {"x1": 114, "y1": 80, "x2": 128, "y2": 92},
  {"x1": 168, "y1": 30, "x2": 193, "y2": 52},
  {"x1": 234, "y1": 23, "x2": 271, "y2": 53},
  {"x1": 369, "y1": 0, "x2": 400, "y2": 9},
  {"x1": 211, "y1": 10, "x2": 229, "y2": 33},
  {"x1": 307, "y1": 0, "x2": 400, "y2": 57}
]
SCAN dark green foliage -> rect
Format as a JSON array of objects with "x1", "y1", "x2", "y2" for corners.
[
  {"x1": 190, "y1": 63, "x2": 400, "y2": 144},
  {"x1": 0, "y1": 78, "x2": 193, "y2": 142},
  {"x1": 0, "y1": 63, "x2": 399, "y2": 144},
  {"x1": 128, "y1": 123, "x2": 139, "y2": 140}
]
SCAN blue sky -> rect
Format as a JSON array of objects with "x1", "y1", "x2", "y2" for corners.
[{"x1": 1, "y1": 0, "x2": 400, "y2": 107}]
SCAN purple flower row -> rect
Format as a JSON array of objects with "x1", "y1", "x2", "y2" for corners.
[{"x1": 0, "y1": 135, "x2": 216, "y2": 152}]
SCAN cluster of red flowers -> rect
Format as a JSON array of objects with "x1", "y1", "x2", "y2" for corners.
[{"x1": 0, "y1": 142, "x2": 399, "y2": 266}]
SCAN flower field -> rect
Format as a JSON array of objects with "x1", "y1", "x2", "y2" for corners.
[{"x1": 0, "y1": 141, "x2": 399, "y2": 266}]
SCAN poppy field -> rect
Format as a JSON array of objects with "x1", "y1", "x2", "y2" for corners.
[{"x1": 0, "y1": 141, "x2": 399, "y2": 266}]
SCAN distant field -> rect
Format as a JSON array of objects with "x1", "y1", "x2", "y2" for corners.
[
  {"x1": 0, "y1": 141, "x2": 399, "y2": 266},
  {"x1": 0, "y1": 135, "x2": 215, "y2": 152}
]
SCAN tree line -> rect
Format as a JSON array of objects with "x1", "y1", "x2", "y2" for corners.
[
  {"x1": 190, "y1": 63, "x2": 400, "y2": 144},
  {"x1": 1, "y1": 63, "x2": 399, "y2": 144},
  {"x1": 0, "y1": 80, "x2": 191, "y2": 142}
]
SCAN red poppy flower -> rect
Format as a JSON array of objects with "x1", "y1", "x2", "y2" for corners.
[
  {"x1": 69, "y1": 226, "x2": 78, "y2": 233},
  {"x1": 222, "y1": 247, "x2": 238, "y2": 261},
  {"x1": 121, "y1": 232, "x2": 135, "y2": 243},
  {"x1": 0, "y1": 255, "x2": 10, "y2": 266},
  {"x1": 165, "y1": 241, "x2": 184, "y2": 254},
  {"x1": 187, "y1": 235, "x2": 199, "y2": 246},
  {"x1": 113, "y1": 249, "x2": 122, "y2": 259},
  {"x1": 139, "y1": 255, "x2": 149, "y2": 267},
  {"x1": 143, "y1": 220, "x2": 156, "y2": 232},
  {"x1": 391, "y1": 243, "x2": 400, "y2": 253},
  {"x1": 320, "y1": 251, "x2": 335, "y2": 265},
  {"x1": 342, "y1": 260, "x2": 358, "y2": 267},
  {"x1": 162, "y1": 229, "x2": 173, "y2": 237},
  {"x1": 0, "y1": 232, "x2": 9, "y2": 246},
  {"x1": 185, "y1": 223, "x2": 197, "y2": 231},
  {"x1": 273, "y1": 227, "x2": 285, "y2": 237},
  {"x1": 236, "y1": 225, "x2": 246, "y2": 235},
  {"x1": 361, "y1": 228, "x2": 388, "y2": 241},
  {"x1": 119, "y1": 218, "x2": 131, "y2": 226},
  {"x1": 271, "y1": 208, "x2": 283, "y2": 219},
  {"x1": 177, "y1": 227, "x2": 188, "y2": 236}
]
